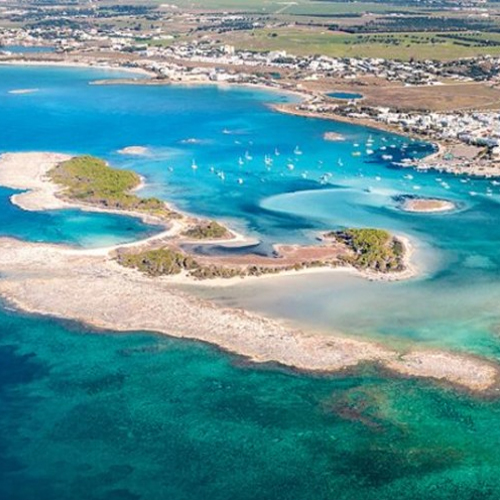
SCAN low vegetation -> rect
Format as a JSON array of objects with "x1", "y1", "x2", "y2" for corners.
[
  {"x1": 49, "y1": 155, "x2": 177, "y2": 218},
  {"x1": 182, "y1": 221, "x2": 229, "y2": 240},
  {"x1": 226, "y1": 27, "x2": 500, "y2": 61},
  {"x1": 115, "y1": 228, "x2": 406, "y2": 280},
  {"x1": 116, "y1": 248, "x2": 199, "y2": 276},
  {"x1": 116, "y1": 246, "x2": 249, "y2": 279},
  {"x1": 115, "y1": 246, "x2": 337, "y2": 280},
  {"x1": 327, "y1": 228, "x2": 404, "y2": 272}
]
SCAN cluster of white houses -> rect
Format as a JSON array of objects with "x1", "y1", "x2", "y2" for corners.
[
  {"x1": 3, "y1": 23, "x2": 500, "y2": 85},
  {"x1": 298, "y1": 99, "x2": 500, "y2": 152}
]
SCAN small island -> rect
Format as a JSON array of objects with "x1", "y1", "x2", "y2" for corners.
[
  {"x1": 115, "y1": 227, "x2": 410, "y2": 281},
  {"x1": 398, "y1": 196, "x2": 456, "y2": 213},
  {"x1": 49, "y1": 155, "x2": 175, "y2": 218}
]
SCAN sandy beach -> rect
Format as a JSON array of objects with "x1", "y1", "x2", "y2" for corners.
[
  {"x1": 117, "y1": 146, "x2": 151, "y2": 156},
  {"x1": 401, "y1": 198, "x2": 457, "y2": 213},
  {"x1": 0, "y1": 151, "x2": 497, "y2": 393},
  {"x1": 8, "y1": 88, "x2": 39, "y2": 95}
]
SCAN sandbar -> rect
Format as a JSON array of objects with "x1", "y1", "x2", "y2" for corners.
[
  {"x1": 324, "y1": 132, "x2": 345, "y2": 142},
  {"x1": 8, "y1": 88, "x2": 39, "y2": 95},
  {"x1": 401, "y1": 197, "x2": 456, "y2": 213},
  {"x1": 117, "y1": 146, "x2": 150, "y2": 156}
]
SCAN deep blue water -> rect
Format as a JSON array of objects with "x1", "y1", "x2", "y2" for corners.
[{"x1": 1, "y1": 65, "x2": 500, "y2": 499}]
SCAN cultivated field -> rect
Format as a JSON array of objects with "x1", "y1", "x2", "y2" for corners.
[{"x1": 221, "y1": 27, "x2": 500, "y2": 60}]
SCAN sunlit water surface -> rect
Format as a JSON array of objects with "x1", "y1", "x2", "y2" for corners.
[{"x1": 1, "y1": 66, "x2": 500, "y2": 499}]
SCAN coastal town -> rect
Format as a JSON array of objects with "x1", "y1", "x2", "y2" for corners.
[{"x1": 3, "y1": 1, "x2": 500, "y2": 176}]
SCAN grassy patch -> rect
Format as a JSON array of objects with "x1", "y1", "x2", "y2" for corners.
[
  {"x1": 50, "y1": 155, "x2": 176, "y2": 218},
  {"x1": 223, "y1": 27, "x2": 500, "y2": 60},
  {"x1": 182, "y1": 221, "x2": 229, "y2": 240},
  {"x1": 116, "y1": 247, "x2": 243, "y2": 278},
  {"x1": 327, "y1": 228, "x2": 404, "y2": 272},
  {"x1": 116, "y1": 247, "x2": 199, "y2": 276},
  {"x1": 160, "y1": 0, "x2": 407, "y2": 15}
]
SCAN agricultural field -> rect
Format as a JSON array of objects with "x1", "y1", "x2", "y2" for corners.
[
  {"x1": 220, "y1": 27, "x2": 500, "y2": 60},
  {"x1": 162, "y1": 0, "x2": 409, "y2": 15},
  {"x1": 150, "y1": 0, "x2": 500, "y2": 60},
  {"x1": 358, "y1": 82, "x2": 500, "y2": 112}
]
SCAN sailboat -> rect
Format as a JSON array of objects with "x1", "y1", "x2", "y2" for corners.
[{"x1": 191, "y1": 160, "x2": 198, "y2": 171}]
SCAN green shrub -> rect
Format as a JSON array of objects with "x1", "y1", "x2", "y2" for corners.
[
  {"x1": 116, "y1": 248, "x2": 199, "y2": 276},
  {"x1": 50, "y1": 155, "x2": 175, "y2": 218},
  {"x1": 182, "y1": 221, "x2": 229, "y2": 240},
  {"x1": 327, "y1": 228, "x2": 404, "y2": 272}
]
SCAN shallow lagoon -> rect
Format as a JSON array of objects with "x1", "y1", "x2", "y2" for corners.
[
  {"x1": 1, "y1": 65, "x2": 500, "y2": 499},
  {"x1": 0, "y1": 187, "x2": 160, "y2": 248},
  {"x1": 1, "y1": 45, "x2": 55, "y2": 54},
  {"x1": 328, "y1": 91, "x2": 364, "y2": 100}
]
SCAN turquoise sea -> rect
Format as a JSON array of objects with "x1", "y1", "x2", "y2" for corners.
[{"x1": 2, "y1": 65, "x2": 500, "y2": 499}]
